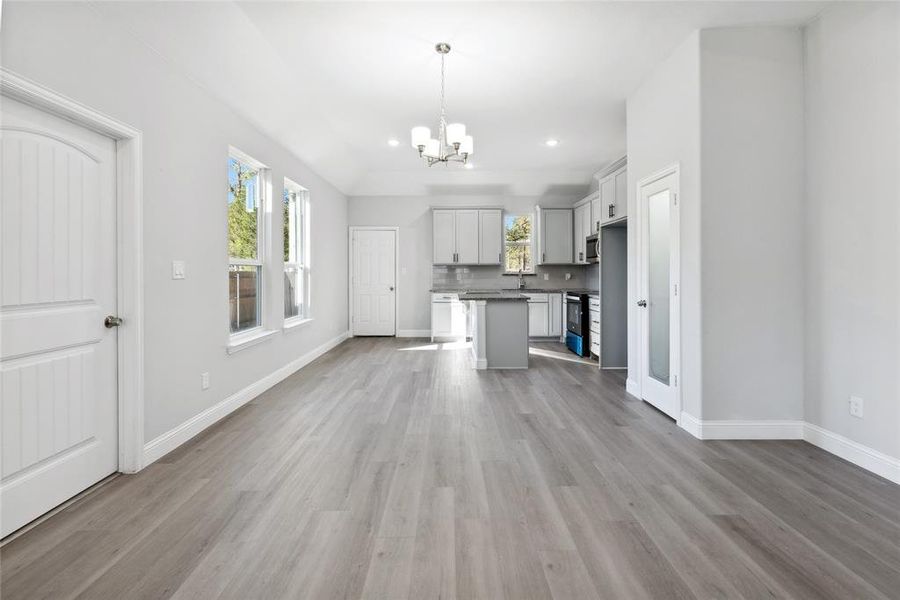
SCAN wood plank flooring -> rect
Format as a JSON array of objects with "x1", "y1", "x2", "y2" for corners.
[{"x1": 2, "y1": 337, "x2": 899, "y2": 599}]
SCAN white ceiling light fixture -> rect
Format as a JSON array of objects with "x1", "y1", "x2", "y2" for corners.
[
  {"x1": 410, "y1": 42, "x2": 473, "y2": 167},
  {"x1": 387, "y1": 138, "x2": 400, "y2": 147},
  {"x1": 545, "y1": 138, "x2": 559, "y2": 147}
]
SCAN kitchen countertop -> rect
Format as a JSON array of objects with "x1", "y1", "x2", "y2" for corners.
[
  {"x1": 431, "y1": 287, "x2": 598, "y2": 295},
  {"x1": 457, "y1": 291, "x2": 528, "y2": 301}
]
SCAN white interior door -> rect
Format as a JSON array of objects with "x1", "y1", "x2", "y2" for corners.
[
  {"x1": 1, "y1": 97, "x2": 119, "y2": 537},
  {"x1": 352, "y1": 229, "x2": 396, "y2": 336},
  {"x1": 638, "y1": 170, "x2": 679, "y2": 419}
]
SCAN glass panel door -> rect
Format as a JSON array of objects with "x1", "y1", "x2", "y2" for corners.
[{"x1": 647, "y1": 189, "x2": 670, "y2": 385}]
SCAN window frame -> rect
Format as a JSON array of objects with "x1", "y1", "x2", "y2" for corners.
[
  {"x1": 227, "y1": 147, "x2": 271, "y2": 348},
  {"x1": 503, "y1": 212, "x2": 536, "y2": 274},
  {"x1": 283, "y1": 178, "x2": 311, "y2": 328}
]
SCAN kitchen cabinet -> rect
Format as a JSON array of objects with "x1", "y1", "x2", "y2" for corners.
[
  {"x1": 432, "y1": 208, "x2": 501, "y2": 265},
  {"x1": 590, "y1": 194, "x2": 602, "y2": 233},
  {"x1": 455, "y1": 209, "x2": 480, "y2": 264},
  {"x1": 524, "y1": 293, "x2": 550, "y2": 337},
  {"x1": 478, "y1": 209, "x2": 502, "y2": 265},
  {"x1": 598, "y1": 164, "x2": 628, "y2": 226},
  {"x1": 433, "y1": 209, "x2": 456, "y2": 264},
  {"x1": 589, "y1": 295, "x2": 601, "y2": 358},
  {"x1": 431, "y1": 293, "x2": 466, "y2": 340},
  {"x1": 548, "y1": 293, "x2": 562, "y2": 338},
  {"x1": 573, "y1": 199, "x2": 593, "y2": 264},
  {"x1": 536, "y1": 207, "x2": 573, "y2": 264},
  {"x1": 523, "y1": 292, "x2": 562, "y2": 338}
]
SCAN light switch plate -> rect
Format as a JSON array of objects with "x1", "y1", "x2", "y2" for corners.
[
  {"x1": 172, "y1": 260, "x2": 186, "y2": 280},
  {"x1": 201, "y1": 372, "x2": 210, "y2": 390}
]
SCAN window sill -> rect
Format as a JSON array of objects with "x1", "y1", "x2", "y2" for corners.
[
  {"x1": 502, "y1": 272, "x2": 536, "y2": 276},
  {"x1": 283, "y1": 317, "x2": 314, "y2": 332},
  {"x1": 227, "y1": 328, "x2": 278, "y2": 355}
]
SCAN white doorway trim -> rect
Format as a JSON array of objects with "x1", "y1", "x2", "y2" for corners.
[
  {"x1": 1, "y1": 68, "x2": 145, "y2": 473},
  {"x1": 348, "y1": 226, "x2": 399, "y2": 337},
  {"x1": 633, "y1": 163, "x2": 681, "y2": 422}
]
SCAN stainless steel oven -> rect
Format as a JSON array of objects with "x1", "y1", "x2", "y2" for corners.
[
  {"x1": 565, "y1": 293, "x2": 590, "y2": 356},
  {"x1": 585, "y1": 233, "x2": 600, "y2": 263}
]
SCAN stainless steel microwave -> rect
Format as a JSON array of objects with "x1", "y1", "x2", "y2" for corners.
[{"x1": 585, "y1": 233, "x2": 600, "y2": 263}]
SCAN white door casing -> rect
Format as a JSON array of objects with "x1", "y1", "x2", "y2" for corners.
[
  {"x1": 637, "y1": 166, "x2": 680, "y2": 419},
  {"x1": 351, "y1": 228, "x2": 397, "y2": 336},
  {"x1": 1, "y1": 97, "x2": 120, "y2": 537}
]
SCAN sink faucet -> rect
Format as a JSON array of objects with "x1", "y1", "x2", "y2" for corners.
[{"x1": 517, "y1": 269, "x2": 526, "y2": 290}]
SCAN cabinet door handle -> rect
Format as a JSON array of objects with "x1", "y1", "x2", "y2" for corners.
[
  {"x1": 608, "y1": 204, "x2": 614, "y2": 218},
  {"x1": 542, "y1": 252, "x2": 546, "y2": 263}
]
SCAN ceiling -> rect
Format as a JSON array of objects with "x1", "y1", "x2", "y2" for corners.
[{"x1": 94, "y1": 1, "x2": 828, "y2": 197}]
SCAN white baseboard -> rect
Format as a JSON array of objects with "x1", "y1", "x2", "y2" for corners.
[
  {"x1": 142, "y1": 331, "x2": 350, "y2": 467},
  {"x1": 397, "y1": 329, "x2": 430, "y2": 338},
  {"x1": 803, "y1": 423, "x2": 900, "y2": 485},
  {"x1": 679, "y1": 414, "x2": 804, "y2": 440},
  {"x1": 676, "y1": 412, "x2": 899, "y2": 484},
  {"x1": 677, "y1": 411, "x2": 702, "y2": 438}
]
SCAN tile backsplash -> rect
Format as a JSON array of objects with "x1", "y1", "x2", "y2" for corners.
[{"x1": 433, "y1": 264, "x2": 597, "y2": 291}]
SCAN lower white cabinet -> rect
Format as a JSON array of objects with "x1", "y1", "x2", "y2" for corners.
[
  {"x1": 528, "y1": 301, "x2": 550, "y2": 337},
  {"x1": 549, "y1": 293, "x2": 562, "y2": 337},
  {"x1": 525, "y1": 292, "x2": 561, "y2": 338},
  {"x1": 431, "y1": 294, "x2": 466, "y2": 340}
]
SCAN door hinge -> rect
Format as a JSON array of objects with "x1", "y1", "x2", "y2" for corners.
[
  {"x1": 674, "y1": 374, "x2": 678, "y2": 386},
  {"x1": 674, "y1": 283, "x2": 678, "y2": 296},
  {"x1": 673, "y1": 193, "x2": 678, "y2": 206}
]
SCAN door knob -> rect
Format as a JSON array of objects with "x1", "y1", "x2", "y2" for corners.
[
  {"x1": 104, "y1": 315, "x2": 123, "y2": 328},
  {"x1": 389, "y1": 286, "x2": 395, "y2": 291},
  {"x1": 636, "y1": 300, "x2": 647, "y2": 307}
]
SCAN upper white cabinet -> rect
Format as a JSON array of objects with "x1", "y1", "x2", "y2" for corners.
[
  {"x1": 433, "y1": 209, "x2": 456, "y2": 264},
  {"x1": 455, "y1": 209, "x2": 480, "y2": 264},
  {"x1": 573, "y1": 197, "x2": 594, "y2": 264},
  {"x1": 590, "y1": 194, "x2": 602, "y2": 234},
  {"x1": 536, "y1": 207, "x2": 573, "y2": 264},
  {"x1": 432, "y1": 208, "x2": 502, "y2": 265},
  {"x1": 598, "y1": 161, "x2": 628, "y2": 226},
  {"x1": 478, "y1": 209, "x2": 503, "y2": 265}
]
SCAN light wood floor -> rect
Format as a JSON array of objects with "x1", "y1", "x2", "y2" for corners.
[{"x1": 2, "y1": 337, "x2": 899, "y2": 599}]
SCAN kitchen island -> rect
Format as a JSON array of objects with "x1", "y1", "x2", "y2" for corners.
[{"x1": 459, "y1": 291, "x2": 529, "y2": 369}]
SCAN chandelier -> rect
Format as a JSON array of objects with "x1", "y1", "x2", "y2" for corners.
[{"x1": 410, "y1": 42, "x2": 474, "y2": 166}]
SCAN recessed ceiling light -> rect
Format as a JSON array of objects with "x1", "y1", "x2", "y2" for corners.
[
  {"x1": 387, "y1": 138, "x2": 400, "y2": 147},
  {"x1": 464, "y1": 163, "x2": 474, "y2": 170},
  {"x1": 545, "y1": 139, "x2": 559, "y2": 147}
]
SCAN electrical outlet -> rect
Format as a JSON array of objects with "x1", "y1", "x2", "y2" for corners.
[
  {"x1": 565, "y1": 273, "x2": 572, "y2": 281},
  {"x1": 201, "y1": 372, "x2": 210, "y2": 391},
  {"x1": 543, "y1": 273, "x2": 549, "y2": 281},
  {"x1": 172, "y1": 260, "x2": 186, "y2": 280},
  {"x1": 849, "y1": 396, "x2": 863, "y2": 418}
]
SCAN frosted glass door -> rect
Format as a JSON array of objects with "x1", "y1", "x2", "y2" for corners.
[
  {"x1": 639, "y1": 169, "x2": 679, "y2": 419},
  {"x1": 648, "y1": 189, "x2": 670, "y2": 385}
]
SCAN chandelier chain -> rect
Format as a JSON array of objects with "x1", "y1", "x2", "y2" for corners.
[{"x1": 439, "y1": 51, "x2": 447, "y2": 151}]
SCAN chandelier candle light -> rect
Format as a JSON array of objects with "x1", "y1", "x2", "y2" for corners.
[{"x1": 411, "y1": 43, "x2": 474, "y2": 166}]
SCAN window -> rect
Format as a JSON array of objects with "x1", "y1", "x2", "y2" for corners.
[
  {"x1": 504, "y1": 213, "x2": 534, "y2": 273},
  {"x1": 228, "y1": 151, "x2": 266, "y2": 335},
  {"x1": 283, "y1": 179, "x2": 310, "y2": 322}
]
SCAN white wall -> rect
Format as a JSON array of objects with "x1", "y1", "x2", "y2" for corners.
[
  {"x1": 804, "y1": 3, "x2": 900, "y2": 459},
  {"x1": 348, "y1": 194, "x2": 590, "y2": 333},
  {"x1": 627, "y1": 27, "x2": 806, "y2": 423},
  {"x1": 699, "y1": 27, "x2": 805, "y2": 421},
  {"x1": 626, "y1": 32, "x2": 702, "y2": 416},
  {"x1": 2, "y1": 2, "x2": 349, "y2": 442}
]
